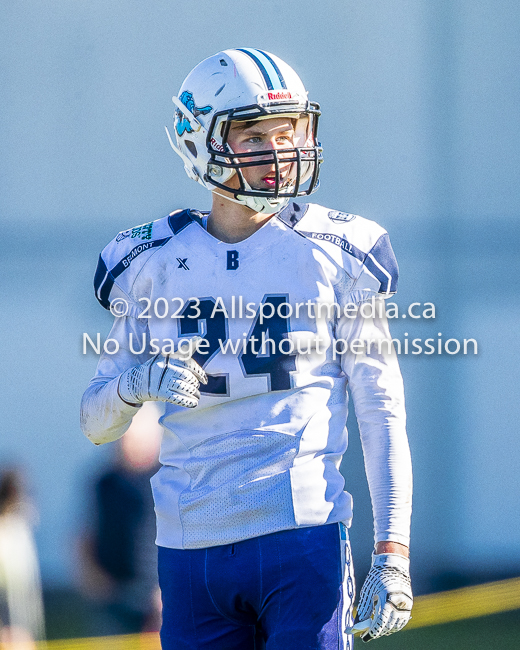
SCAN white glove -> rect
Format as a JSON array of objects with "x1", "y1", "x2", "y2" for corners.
[
  {"x1": 353, "y1": 553, "x2": 413, "y2": 642},
  {"x1": 118, "y1": 351, "x2": 207, "y2": 408}
]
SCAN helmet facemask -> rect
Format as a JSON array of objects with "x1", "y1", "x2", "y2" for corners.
[{"x1": 205, "y1": 106, "x2": 322, "y2": 214}]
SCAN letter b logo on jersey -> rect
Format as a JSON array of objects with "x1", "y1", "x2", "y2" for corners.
[{"x1": 227, "y1": 250, "x2": 239, "y2": 270}]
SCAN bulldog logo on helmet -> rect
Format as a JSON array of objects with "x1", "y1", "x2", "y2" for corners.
[{"x1": 175, "y1": 91, "x2": 212, "y2": 136}]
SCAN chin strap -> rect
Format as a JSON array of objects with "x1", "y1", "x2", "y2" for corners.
[
  {"x1": 212, "y1": 189, "x2": 289, "y2": 215},
  {"x1": 212, "y1": 190, "x2": 245, "y2": 206},
  {"x1": 235, "y1": 173, "x2": 292, "y2": 214}
]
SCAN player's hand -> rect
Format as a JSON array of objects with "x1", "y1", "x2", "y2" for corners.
[
  {"x1": 118, "y1": 346, "x2": 207, "y2": 408},
  {"x1": 351, "y1": 553, "x2": 413, "y2": 642}
]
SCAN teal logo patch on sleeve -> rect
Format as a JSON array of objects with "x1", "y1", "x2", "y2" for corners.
[
  {"x1": 116, "y1": 222, "x2": 154, "y2": 243},
  {"x1": 131, "y1": 222, "x2": 153, "y2": 240}
]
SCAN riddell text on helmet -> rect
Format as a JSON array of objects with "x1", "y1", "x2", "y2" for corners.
[{"x1": 267, "y1": 90, "x2": 296, "y2": 101}]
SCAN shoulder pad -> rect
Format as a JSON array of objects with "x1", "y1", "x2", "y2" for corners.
[
  {"x1": 93, "y1": 210, "x2": 195, "y2": 311},
  {"x1": 288, "y1": 203, "x2": 399, "y2": 296}
]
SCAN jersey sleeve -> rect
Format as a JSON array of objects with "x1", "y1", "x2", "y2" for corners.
[
  {"x1": 82, "y1": 221, "x2": 170, "y2": 444},
  {"x1": 80, "y1": 315, "x2": 151, "y2": 445},
  {"x1": 337, "y1": 297, "x2": 412, "y2": 547},
  {"x1": 93, "y1": 252, "x2": 139, "y2": 316},
  {"x1": 82, "y1": 216, "x2": 183, "y2": 444},
  {"x1": 346, "y1": 232, "x2": 399, "y2": 302},
  {"x1": 289, "y1": 203, "x2": 399, "y2": 299},
  {"x1": 361, "y1": 233, "x2": 399, "y2": 296},
  {"x1": 93, "y1": 218, "x2": 174, "y2": 317},
  {"x1": 336, "y1": 222, "x2": 410, "y2": 545}
]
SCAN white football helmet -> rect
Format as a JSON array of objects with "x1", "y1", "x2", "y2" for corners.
[{"x1": 166, "y1": 48, "x2": 323, "y2": 214}]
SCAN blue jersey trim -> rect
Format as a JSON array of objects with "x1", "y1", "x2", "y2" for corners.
[
  {"x1": 276, "y1": 202, "x2": 310, "y2": 229},
  {"x1": 237, "y1": 48, "x2": 285, "y2": 90},
  {"x1": 168, "y1": 210, "x2": 194, "y2": 235},
  {"x1": 93, "y1": 255, "x2": 109, "y2": 306},
  {"x1": 299, "y1": 230, "x2": 366, "y2": 263},
  {"x1": 364, "y1": 233, "x2": 399, "y2": 294},
  {"x1": 297, "y1": 229, "x2": 398, "y2": 294},
  {"x1": 94, "y1": 237, "x2": 172, "y2": 310}
]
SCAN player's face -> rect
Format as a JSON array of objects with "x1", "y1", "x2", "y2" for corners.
[{"x1": 225, "y1": 117, "x2": 300, "y2": 191}]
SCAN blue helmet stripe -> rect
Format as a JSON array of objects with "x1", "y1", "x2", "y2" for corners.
[
  {"x1": 255, "y1": 49, "x2": 287, "y2": 89},
  {"x1": 237, "y1": 48, "x2": 285, "y2": 90}
]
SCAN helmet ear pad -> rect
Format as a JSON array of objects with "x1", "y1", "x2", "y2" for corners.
[
  {"x1": 207, "y1": 160, "x2": 236, "y2": 185},
  {"x1": 204, "y1": 115, "x2": 237, "y2": 186}
]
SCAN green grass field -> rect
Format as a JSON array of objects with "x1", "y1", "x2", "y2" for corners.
[
  {"x1": 39, "y1": 611, "x2": 520, "y2": 650},
  {"x1": 372, "y1": 610, "x2": 520, "y2": 649}
]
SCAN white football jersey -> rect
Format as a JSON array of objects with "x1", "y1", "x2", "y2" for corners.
[{"x1": 81, "y1": 202, "x2": 412, "y2": 550}]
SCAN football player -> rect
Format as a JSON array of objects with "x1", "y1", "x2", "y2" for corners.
[{"x1": 81, "y1": 48, "x2": 413, "y2": 649}]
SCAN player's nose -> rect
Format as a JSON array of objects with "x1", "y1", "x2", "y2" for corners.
[{"x1": 258, "y1": 139, "x2": 292, "y2": 166}]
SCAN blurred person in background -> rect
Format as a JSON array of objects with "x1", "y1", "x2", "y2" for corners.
[
  {"x1": 0, "y1": 467, "x2": 46, "y2": 649},
  {"x1": 79, "y1": 402, "x2": 162, "y2": 636}
]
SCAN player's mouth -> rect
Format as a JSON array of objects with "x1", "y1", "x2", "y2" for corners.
[{"x1": 262, "y1": 171, "x2": 291, "y2": 188}]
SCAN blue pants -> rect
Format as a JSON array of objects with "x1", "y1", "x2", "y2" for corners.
[{"x1": 158, "y1": 523, "x2": 355, "y2": 649}]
